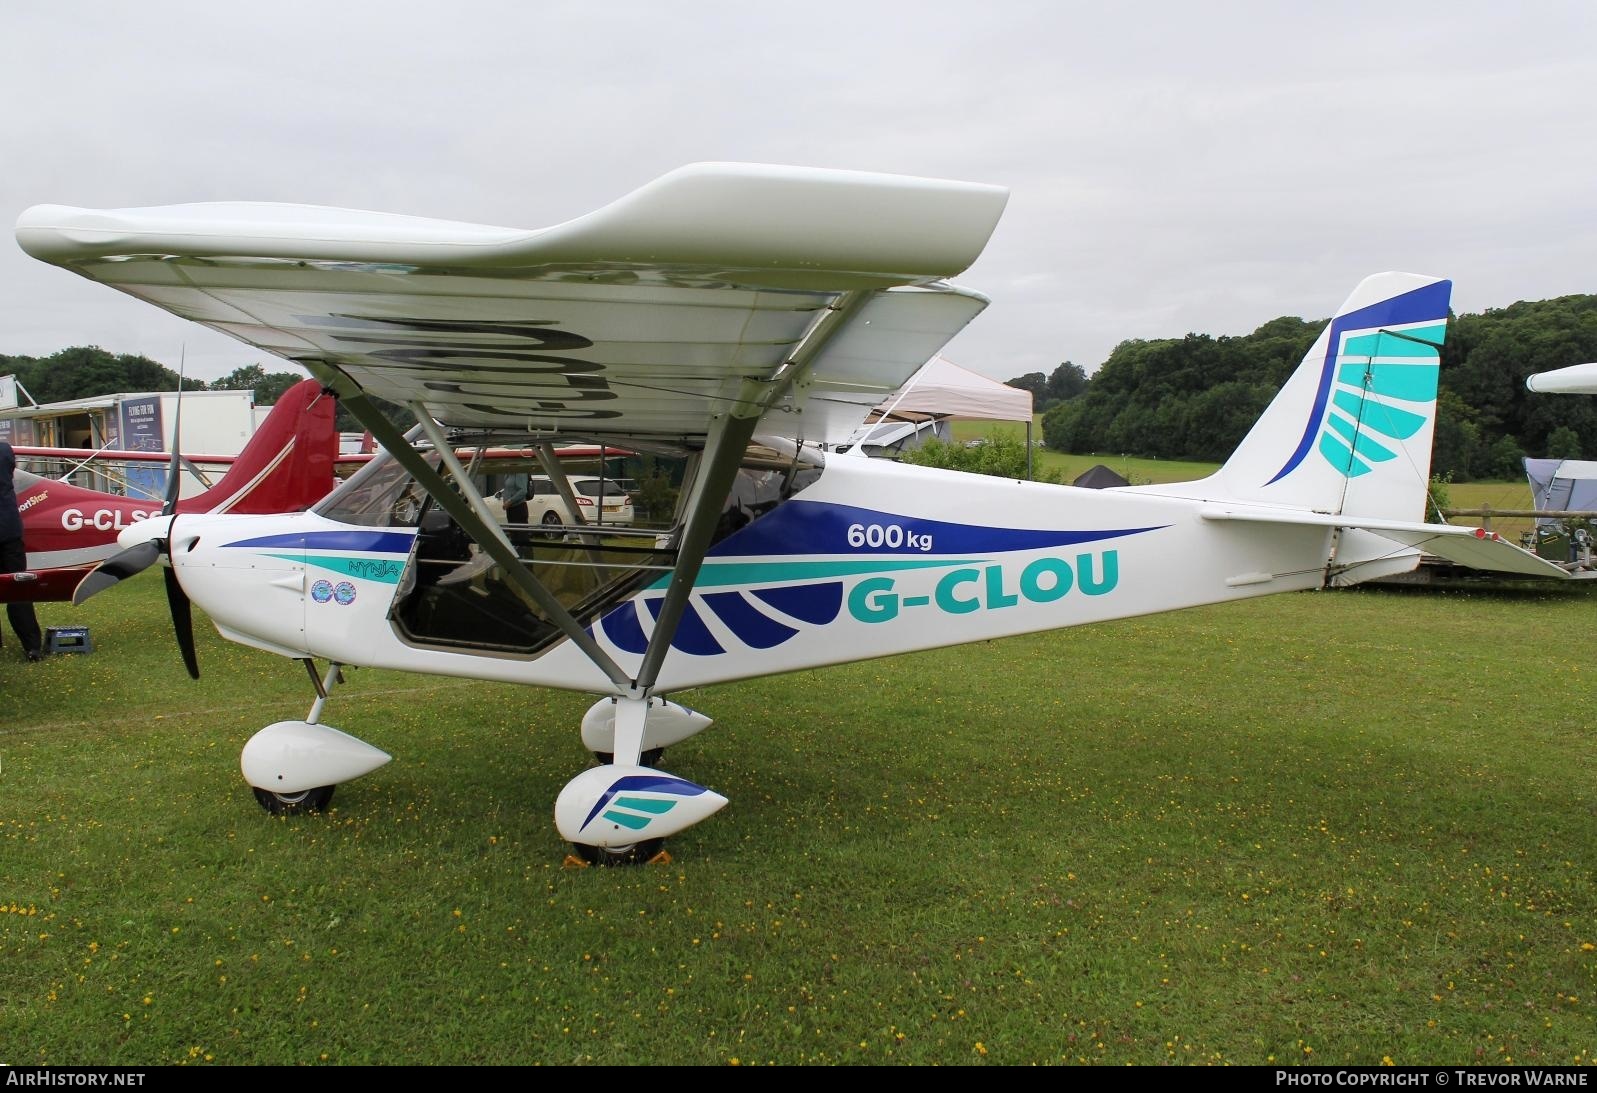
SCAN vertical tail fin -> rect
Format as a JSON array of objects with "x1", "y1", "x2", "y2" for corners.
[
  {"x1": 178, "y1": 380, "x2": 337, "y2": 515},
  {"x1": 1202, "y1": 272, "x2": 1451, "y2": 522}
]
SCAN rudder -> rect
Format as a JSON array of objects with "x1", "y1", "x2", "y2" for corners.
[{"x1": 1201, "y1": 272, "x2": 1450, "y2": 523}]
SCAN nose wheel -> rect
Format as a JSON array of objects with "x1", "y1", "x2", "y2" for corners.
[
  {"x1": 253, "y1": 785, "x2": 336, "y2": 815},
  {"x1": 591, "y1": 748, "x2": 664, "y2": 767},
  {"x1": 570, "y1": 838, "x2": 666, "y2": 867}
]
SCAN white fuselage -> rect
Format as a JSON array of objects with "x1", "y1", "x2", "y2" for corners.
[{"x1": 162, "y1": 451, "x2": 1336, "y2": 696}]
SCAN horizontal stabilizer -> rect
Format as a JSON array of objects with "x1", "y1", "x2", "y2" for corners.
[{"x1": 1201, "y1": 507, "x2": 1570, "y2": 579}]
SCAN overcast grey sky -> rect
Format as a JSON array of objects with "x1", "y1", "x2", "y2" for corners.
[{"x1": 3, "y1": 2, "x2": 1594, "y2": 386}]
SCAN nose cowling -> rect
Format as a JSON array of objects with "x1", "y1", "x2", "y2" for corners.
[{"x1": 117, "y1": 513, "x2": 171, "y2": 552}]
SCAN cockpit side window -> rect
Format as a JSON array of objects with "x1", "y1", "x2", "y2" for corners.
[{"x1": 376, "y1": 439, "x2": 827, "y2": 657}]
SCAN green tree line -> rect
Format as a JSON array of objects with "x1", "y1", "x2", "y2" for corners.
[
  {"x1": 0, "y1": 347, "x2": 306, "y2": 406},
  {"x1": 0, "y1": 348, "x2": 392, "y2": 433},
  {"x1": 1020, "y1": 294, "x2": 1597, "y2": 481}
]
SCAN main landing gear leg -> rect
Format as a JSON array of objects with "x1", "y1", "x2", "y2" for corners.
[{"x1": 571, "y1": 695, "x2": 663, "y2": 865}]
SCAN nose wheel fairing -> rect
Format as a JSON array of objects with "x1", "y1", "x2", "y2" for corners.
[{"x1": 554, "y1": 764, "x2": 728, "y2": 850}]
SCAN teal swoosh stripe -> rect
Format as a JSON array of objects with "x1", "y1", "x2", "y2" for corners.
[
  {"x1": 261, "y1": 553, "x2": 406, "y2": 585},
  {"x1": 1334, "y1": 361, "x2": 1439, "y2": 403},
  {"x1": 1331, "y1": 390, "x2": 1428, "y2": 439},
  {"x1": 1325, "y1": 412, "x2": 1396, "y2": 462},
  {"x1": 1320, "y1": 434, "x2": 1370, "y2": 477},
  {"x1": 602, "y1": 810, "x2": 655, "y2": 831},
  {"x1": 1340, "y1": 323, "x2": 1447, "y2": 357},
  {"x1": 647, "y1": 557, "x2": 986, "y2": 591},
  {"x1": 614, "y1": 796, "x2": 676, "y2": 815}
]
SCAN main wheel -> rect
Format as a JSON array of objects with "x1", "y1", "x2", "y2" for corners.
[
  {"x1": 252, "y1": 785, "x2": 335, "y2": 815},
  {"x1": 541, "y1": 510, "x2": 563, "y2": 526},
  {"x1": 571, "y1": 838, "x2": 666, "y2": 867},
  {"x1": 591, "y1": 748, "x2": 664, "y2": 767}
]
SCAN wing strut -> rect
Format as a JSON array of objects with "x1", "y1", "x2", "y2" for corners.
[
  {"x1": 633, "y1": 410, "x2": 760, "y2": 693},
  {"x1": 631, "y1": 289, "x2": 871, "y2": 693},
  {"x1": 407, "y1": 403, "x2": 517, "y2": 552},
  {"x1": 535, "y1": 443, "x2": 590, "y2": 528},
  {"x1": 312, "y1": 372, "x2": 634, "y2": 690}
]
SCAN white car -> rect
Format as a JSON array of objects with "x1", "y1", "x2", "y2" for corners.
[{"x1": 497, "y1": 475, "x2": 634, "y2": 527}]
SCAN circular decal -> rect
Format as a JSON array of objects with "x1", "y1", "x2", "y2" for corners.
[
  {"x1": 333, "y1": 581, "x2": 357, "y2": 606},
  {"x1": 311, "y1": 579, "x2": 334, "y2": 603}
]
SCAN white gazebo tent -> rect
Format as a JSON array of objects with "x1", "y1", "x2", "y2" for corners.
[{"x1": 842, "y1": 355, "x2": 1035, "y2": 472}]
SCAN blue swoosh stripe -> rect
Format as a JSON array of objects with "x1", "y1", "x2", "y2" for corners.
[
  {"x1": 225, "y1": 530, "x2": 415, "y2": 553},
  {"x1": 715, "y1": 500, "x2": 1164, "y2": 558},
  {"x1": 600, "y1": 601, "x2": 650, "y2": 654},
  {"x1": 642, "y1": 597, "x2": 724, "y2": 656},
  {"x1": 701, "y1": 591, "x2": 800, "y2": 649},
  {"x1": 751, "y1": 582, "x2": 843, "y2": 625}
]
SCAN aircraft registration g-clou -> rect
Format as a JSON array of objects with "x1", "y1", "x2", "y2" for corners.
[{"x1": 14, "y1": 163, "x2": 1567, "y2": 863}]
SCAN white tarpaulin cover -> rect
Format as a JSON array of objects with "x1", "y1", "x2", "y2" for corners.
[
  {"x1": 871, "y1": 355, "x2": 1033, "y2": 423},
  {"x1": 1526, "y1": 457, "x2": 1597, "y2": 525}
]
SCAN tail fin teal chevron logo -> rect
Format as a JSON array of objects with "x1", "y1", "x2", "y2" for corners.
[
  {"x1": 1265, "y1": 279, "x2": 1450, "y2": 487},
  {"x1": 1317, "y1": 324, "x2": 1444, "y2": 478}
]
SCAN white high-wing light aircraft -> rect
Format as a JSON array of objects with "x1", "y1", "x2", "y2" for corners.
[{"x1": 16, "y1": 164, "x2": 1564, "y2": 863}]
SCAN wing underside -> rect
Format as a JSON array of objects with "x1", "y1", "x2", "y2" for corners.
[{"x1": 18, "y1": 163, "x2": 1008, "y2": 443}]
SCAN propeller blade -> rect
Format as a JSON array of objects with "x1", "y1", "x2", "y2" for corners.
[
  {"x1": 163, "y1": 366, "x2": 185, "y2": 514},
  {"x1": 71, "y1": 540, "x2": 162, "y2": 605},
  {"x1": 163, "y1": 566, "x2": 200, "y2": 680}
]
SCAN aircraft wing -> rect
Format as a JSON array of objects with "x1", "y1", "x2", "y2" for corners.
[
  {"x1": 1200, "y1": 506, "x2": 1571, "y2": 579},
  {"x1": 1526, "y1": 362, "x2": 1597, "y2": 394},
  {"x1": 17, "y1": 163, "x2": 1007, "y2": 444}
]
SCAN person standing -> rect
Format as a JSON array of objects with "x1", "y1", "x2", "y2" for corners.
[
  {"x1": 0, "y1": 440, "x2": 44, "y2": 661},
  {"x1": 501, "y1": 472, "x2": 529, "y2": 524}
]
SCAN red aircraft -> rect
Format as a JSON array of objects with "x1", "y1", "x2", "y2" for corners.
[{"x1": 2, "y1": 379, "x2": 337, "y2": 603}]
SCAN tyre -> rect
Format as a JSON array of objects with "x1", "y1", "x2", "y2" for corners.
[
  {"x1": 253, "y1": 785, "x2": 335, "y2": 815},
  {"x1": 591, "y1": 748, "x2": 664, "y2": 767},
  {"x1": 571, "y1": 838, "x2": 665, "y2": 866}
]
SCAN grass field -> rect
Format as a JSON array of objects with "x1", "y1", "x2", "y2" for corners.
[{"x1": 2, "y1": 557, "x2": 1593, "y2": 1066}]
